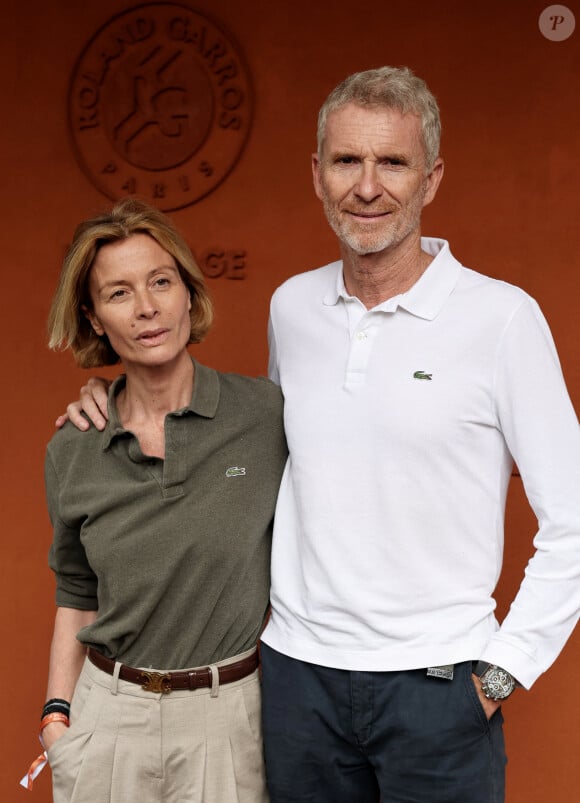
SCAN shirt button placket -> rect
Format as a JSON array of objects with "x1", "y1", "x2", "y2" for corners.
[{"x1": 345, "y1": 322, "x2": 373, "y2": 386}]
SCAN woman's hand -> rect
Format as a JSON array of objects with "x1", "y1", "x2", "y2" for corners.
[
  {"x1": 44, "y1": 608, "x2": 98, "y2": 753},
  {"x1": 41, "y1": 720, "x2": 69, "y2": 752}
]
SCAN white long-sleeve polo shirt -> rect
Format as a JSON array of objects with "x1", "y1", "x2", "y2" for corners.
[{"x1": 261, "y1": 238, "x2": 580, "y2": 689}]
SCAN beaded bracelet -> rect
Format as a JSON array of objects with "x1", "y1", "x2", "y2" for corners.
[{"x1": 41, "y1": 698, "x2": 71, "y2": 720}]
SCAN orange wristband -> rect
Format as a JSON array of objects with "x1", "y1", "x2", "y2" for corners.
[
  {"x1": 39, "y1": 712, "x2": 70, "y2": 735},
  {"x1": 21, "y1": 714, "x2": 70, "y2": 790},
  {"x1": 20, "y1": 752, "x2": 48, "y2": 791}
]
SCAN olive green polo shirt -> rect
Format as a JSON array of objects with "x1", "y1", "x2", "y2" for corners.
[{"x1": 46, "y1": 360, "x2": 287, "y2": 669}]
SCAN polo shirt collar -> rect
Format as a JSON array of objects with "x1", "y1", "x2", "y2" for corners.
[
  {"x1": 101, "y1": 358, "x2": 220, "y2": 450},
  {"x1": 323, "y1": 237, "x2": 461, "y2": 320}
]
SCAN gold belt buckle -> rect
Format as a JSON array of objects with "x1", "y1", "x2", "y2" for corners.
[{"x1": 139, "y1": 670, "x2": 172, "y2": 694}]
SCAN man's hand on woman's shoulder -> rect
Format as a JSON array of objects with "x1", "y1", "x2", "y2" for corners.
[{"x1": 55, "y1": 376, "x2": 112, "y2": 431}]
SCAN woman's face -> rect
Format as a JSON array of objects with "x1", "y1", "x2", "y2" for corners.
[{"x1": 85, "y1": 233, "x2": 192, "y2": 370}]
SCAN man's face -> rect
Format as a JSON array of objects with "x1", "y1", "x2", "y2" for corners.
[{"x1": 312, "y1": 103, "x2": 443, "y2": 257}]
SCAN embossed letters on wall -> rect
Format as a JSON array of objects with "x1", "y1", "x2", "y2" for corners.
[{"x1": 69, "y1": 3, "x2": 253, "y2": 211}]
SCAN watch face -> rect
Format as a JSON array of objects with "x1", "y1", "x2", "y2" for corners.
[{"x1": 481, "y1": 666, "x2": 516, "y2": 700}]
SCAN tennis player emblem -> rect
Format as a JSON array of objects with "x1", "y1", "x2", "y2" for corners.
[{"x1": 68, "y1": 3, "x2": 252, "y2": 211}]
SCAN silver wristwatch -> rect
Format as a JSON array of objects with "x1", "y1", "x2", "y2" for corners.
[{"x1": 474, "y1": 662, "x2": 517, "y2": 701}]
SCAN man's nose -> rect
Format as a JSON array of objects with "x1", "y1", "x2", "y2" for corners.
[{"x1": 354, "y1": 162, "x2": 383, "y2": 202}]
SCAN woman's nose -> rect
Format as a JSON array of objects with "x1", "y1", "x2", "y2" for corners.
[{"x1": 135, "y1": 290, "x2": 159, "y2": 318}]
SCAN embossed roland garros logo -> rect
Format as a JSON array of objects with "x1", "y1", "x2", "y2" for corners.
[{"x1": 68, "y1": 3, "x2": 253, "y2": 211}]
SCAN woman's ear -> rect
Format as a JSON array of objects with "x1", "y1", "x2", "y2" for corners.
[{"x1": 82, "y1": 305, "x2": 105, "y2": 337}]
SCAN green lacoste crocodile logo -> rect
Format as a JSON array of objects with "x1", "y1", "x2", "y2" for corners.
[
  {"x1": 225, "y1": 466, "x2": 246, "y2": 477},
  {"x1": 413, "y1": 370, "x2": 432, "y2": 381}
]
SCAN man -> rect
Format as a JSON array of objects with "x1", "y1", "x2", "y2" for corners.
[
  {"x1": 63, "y1": 67, "x2": 580, "y2": 802},
  {"x1": 259, "y1": 67, "x2": 580, "y2": 802}
]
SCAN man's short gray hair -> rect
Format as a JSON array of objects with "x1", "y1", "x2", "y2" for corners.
[{"x1": 317, "y1": 66, "x2": 441, "y2": 171}]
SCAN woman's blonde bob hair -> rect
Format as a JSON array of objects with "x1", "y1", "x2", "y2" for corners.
[{"x1": 48, "y1": 198, "x2": 214, "y2": 368}]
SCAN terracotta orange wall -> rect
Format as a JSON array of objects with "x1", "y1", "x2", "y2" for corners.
[{"x1": 2, "y1": 1, "x2": 579, "y2": 799}]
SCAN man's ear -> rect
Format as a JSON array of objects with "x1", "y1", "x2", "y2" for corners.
[
  {"x1": 423, "y1": 157, "x2": 444, "y2": 208},
  {"x1": 82, "y1": 305, "x2": 104, "y2": 337},
  {"x1": 312, "y1": 152, "x2": 324, "y2": 202}
]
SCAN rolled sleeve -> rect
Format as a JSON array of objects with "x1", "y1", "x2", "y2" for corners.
[{"x1": 45, "y1": 452, "x2": 98, "y2": 610}]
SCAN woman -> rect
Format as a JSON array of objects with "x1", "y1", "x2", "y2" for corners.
[{"x1": 36, "y1": 199, "x2": 286, "y2": 802}]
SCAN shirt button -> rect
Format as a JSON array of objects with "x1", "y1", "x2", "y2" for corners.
[{"x1": 356, "y1": 331, "x2": 368, "y2": 341}]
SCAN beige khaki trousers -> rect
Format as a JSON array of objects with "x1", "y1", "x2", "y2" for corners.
[{"x1": 48, "y1": 647, "x2": 268, "y2": 803}]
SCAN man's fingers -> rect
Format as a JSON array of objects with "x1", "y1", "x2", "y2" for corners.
[
  {"x1": 66, "y1": 400, "x2": 95, "y2": 431},
  {"x1": 85, "y1": 377, "x2": 111, "y2": 419},
  {"x1": 54, "y1": 377, "x2": 112, "y2": 432},
  {"x1": 55, "y1": 413, "x2": 72, "y2": 430},
  {"x1": 471, "y1": 674, "x2": 502, "y2": 721}
]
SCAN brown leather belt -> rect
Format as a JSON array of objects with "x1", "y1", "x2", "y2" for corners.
[{"x1": 87, "y1": 647, "x2": 259, "y2": 694}]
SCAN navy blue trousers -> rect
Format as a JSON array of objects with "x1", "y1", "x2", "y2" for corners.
[{"x1": 261, "y1": 644, "x2": 506, "y2": 803}]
